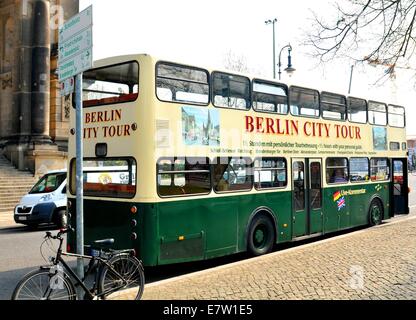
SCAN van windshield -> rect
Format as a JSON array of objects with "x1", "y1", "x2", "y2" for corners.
[{"x1": 30, "y1": 173, "x2": 66, "y2": 194}]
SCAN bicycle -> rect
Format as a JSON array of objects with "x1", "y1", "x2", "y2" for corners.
[{"x1": 11, "y1": 228, "x2": 145, "y2": 300}]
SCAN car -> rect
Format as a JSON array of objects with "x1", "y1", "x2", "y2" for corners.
[{"x1": 14, "y1": 170, "x2": 67, "y2": 228}]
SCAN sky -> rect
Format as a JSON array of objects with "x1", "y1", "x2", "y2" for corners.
[{"x1": 79, "y1": 0, "x2": 416, "y2": 135}]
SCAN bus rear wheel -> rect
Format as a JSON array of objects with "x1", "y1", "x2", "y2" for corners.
[
  {"x1": 369, "y1": 199, "x2": 383, "y2": 226},
  {"x1": 247, "y1": 214, "x2": 275, "y2": 256}
]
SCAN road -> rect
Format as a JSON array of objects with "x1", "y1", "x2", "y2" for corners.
[{"x1": 0, "y1": 174, "x2": 415, "y2": 300}]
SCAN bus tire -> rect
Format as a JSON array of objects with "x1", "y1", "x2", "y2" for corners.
[
  {"x1": 368, "y1": 198, "x2": 383, "y2": 226},
  {"x1": 247, "y1": 213, "x2": 275, "y2": 256}
]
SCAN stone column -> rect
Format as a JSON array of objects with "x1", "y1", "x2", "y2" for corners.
[
  {"x1": 16, "y1": 0, "x2": 34, "y2": 144},
  {"x1": 0, "y1": 16, "x2": 16, "y2": 145},
  {"x1": 31, "y1": 0, "x2": 52, "y2": 144}
]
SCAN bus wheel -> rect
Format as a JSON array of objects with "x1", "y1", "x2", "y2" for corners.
[
  {"x1": 369, "y1": 199, "x2": 383, "y2": 226},
  {"x1": 247, "y1": 214, "x2": 275, "y2": 256}
]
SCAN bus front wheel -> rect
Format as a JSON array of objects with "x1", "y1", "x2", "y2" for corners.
[{"x1": 247, "y1": 214, "x2": 275, "y2": 256}]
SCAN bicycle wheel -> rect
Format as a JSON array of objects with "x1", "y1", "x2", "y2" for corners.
[
  {"x1": 98, "y1": 253, "x2": 145, "y2": 300},
  {"x1": 12, "y1": 268, "x2": 76, "y2": 300}
]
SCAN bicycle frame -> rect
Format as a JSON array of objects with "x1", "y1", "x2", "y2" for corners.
[{"x1": 48, "y1": 235, "x2": 131, "y2": 300}]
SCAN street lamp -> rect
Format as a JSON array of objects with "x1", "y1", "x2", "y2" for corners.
[
  {"x1": 265, "y1": 18, "x2": 277, "y2": 79},
  {"x1": 278, "y1": 44, "x2": 296, "y2": 80}
]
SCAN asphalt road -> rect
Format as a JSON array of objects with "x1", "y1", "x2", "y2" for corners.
[
  {"x1": 1, "y1": 174, "x2": 415, "y2": 300},
  {"x1": 0, "y1": 224, "x2": 73, "y2": 300}
]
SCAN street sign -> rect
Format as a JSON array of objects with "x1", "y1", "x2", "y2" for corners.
[
  {"x1": 59, "y1": 50, "x2": 92, "y2": 82},
  {"x1": 59, "y1": 28, "x2": 92, "y2": 62},
  {"x1": 59, "y1": 5, "x2": 92, "y2": 44},
  {"x1": 60, "y1": 77, "x2": 74, "y2": 96},
  {"x1": 58, "y1": 5, "x2": 93, "y2": 82}
]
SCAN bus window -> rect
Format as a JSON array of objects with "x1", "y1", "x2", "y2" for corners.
[
  {"x1": 252, "y1": 80, "x2": 288, "y2": 114},
  {"x1": 83, "y1": 61, "x2": 139, "y2": 107},
  {"x1": 368, "y1": 101, "x2": 387, "y2": 126},
  {"x1": 321, "y1": 92, "x2": 347, "y2": 121},
  {"x1": 70, "y1": 158, "x2": 136, "y2": 198},
  {"x1": 348, "y1": 97, "x2": 367, "y2": 123},
  {"x1": 390, "y1": 142, "x2": 400, "y2": 151},
  {"x1": 293, "y1": 161, "x2": 305, "y2": 211},
  {"x1": 349, "y1": 158, "x2": 369, "y2": 182},
  {"x1": 213, "y1": 157, "x2": 253, "y2": 192},
  {"x1": 289, "y1": 86, "x2": 320, "y2": 118},
  {"x1": 310, "y1": 161, "x2": 322, "y2": 210},
  {"x1": 326, "y1": 158, "x2": 349, "y2": 184},
  {"x1": 212, "y1": 72, "x2": 251, "y2": 110},
  {"x1": 157, "y1": 157, "x2": 211, "y2": 197},
  {"x1": 254, "y1": 157, "x2": 287, "y2": 190},
  {"x1": 156, "y1": 62, "x2": 209, "y2": 105},
  {"x1": 388, "y1": 105, "x2": 405, "y2": 128},
  {"x1": 370, "y1": 158, "x2": 390, "y2": 181}
]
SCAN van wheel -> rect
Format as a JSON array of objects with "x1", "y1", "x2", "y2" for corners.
[
  {"x1": 55, "y1": 210, "x2": 68, "y2": 229},
  {"x1": 247, "y1": 214, "x2": 275, "y2": 256}
]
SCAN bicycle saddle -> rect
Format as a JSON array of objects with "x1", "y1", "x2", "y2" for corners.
[{"x1": 93, "y1": 239, "x2": 115, "y2": 246}]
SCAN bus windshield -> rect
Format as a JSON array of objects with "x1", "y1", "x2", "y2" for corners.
[
  {"x1": 30, "y1": 172, "x2": 66, "y2": 194},
  {"x1": 83, "y1": 61, "x2": 139, "y2": 107}
]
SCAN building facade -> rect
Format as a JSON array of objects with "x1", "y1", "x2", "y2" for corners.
[{"x1": 0, "y1": 0, "x2": 79, "y2": 176}]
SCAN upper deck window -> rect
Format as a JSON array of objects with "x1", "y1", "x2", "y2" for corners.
[
  {"x1": 290, "y1": 86, "x2": 320, "y2": 118},
  {"x1": 83, "y1": 61, "x2": 139, "y2": 108},
  {"x1": 156, "y1": 62, "x2": 209, "y2": 105},
  {"x1": 388, "y1": 105, "x2": 405, "y2": 128},
  {"x1": 321, "y1": 92, "x2": 347, "y2": 121},
  {"x1": 212, "y1": 72, "x2": 251, "y2": 110},
  {"x1": 348, "y1": 97, "x2": 367, "y2": 124},
  {"x1": 252, "y1": 80, "x2": 288, "y2": 114},
  {"x1": 368, "y1": 101, "x2": 387, "y2": 126}
]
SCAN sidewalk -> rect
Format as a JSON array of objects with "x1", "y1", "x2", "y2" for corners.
[
  {"x1": 140, "y1": 213, "x2": 416, "y2": 300},
  {"x1": 0, "y1": 212, "x2": 16, "y2": 229}
]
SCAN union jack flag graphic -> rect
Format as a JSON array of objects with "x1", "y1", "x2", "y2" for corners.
[
  {"x1": 333, "y1": 191, "x2": 346, "y2": 211},
  {"x1": 337, "y1": 197, "x2": 346, "y2": 211}
]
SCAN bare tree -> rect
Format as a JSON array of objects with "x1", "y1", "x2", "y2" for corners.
[
  {"x1": 306, "y1": 0, "x2": 416, "y2": 77},
  {"x1": 222, "y1": 50, "x2": 251, "y2": 73}
]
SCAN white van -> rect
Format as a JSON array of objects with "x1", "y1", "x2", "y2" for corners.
[{"x1": 14, "y1": 170, "x2": 67, "y2": 228}]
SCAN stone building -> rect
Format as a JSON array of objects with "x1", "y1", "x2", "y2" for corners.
[{"x1": 0, "y1": 0, "x2": 79, "y2": 176}]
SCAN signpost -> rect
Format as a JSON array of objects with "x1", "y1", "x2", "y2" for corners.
[
  {"x1": 58, "y1": 5, "x2": 93, "y2": 82},
  {"x1": 58, "y1": 5, "x2": 93, "y2": 297}
]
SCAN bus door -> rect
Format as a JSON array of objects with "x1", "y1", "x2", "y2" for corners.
[
  {"x1": 292, "y1": 159, "x2": 307, "y2": 237},
  {"x1": 391, "y1": 159, "x2": 409, "y2": 215},
  {"x1": 292, "y1": 158, "x2": 323, "y2": 238},
  {"x1": 309, "y1": 159, "x2": 323, "y2": 234}
]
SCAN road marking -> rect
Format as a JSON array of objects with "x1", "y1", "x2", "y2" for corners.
[{"x1": 145, "y1": 212, "x2": 416, "y2": 289}]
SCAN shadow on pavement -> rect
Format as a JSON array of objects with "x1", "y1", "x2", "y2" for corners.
[{"x1": 0, "y1": 224, "x2": 59, "y2": 234}]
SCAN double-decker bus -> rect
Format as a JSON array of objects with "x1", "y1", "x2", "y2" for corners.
[{"x1": 67, "y1": 54, "x2": 409, "y2": 266}]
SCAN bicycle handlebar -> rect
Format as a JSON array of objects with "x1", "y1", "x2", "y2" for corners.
[{"x1": 44, "y1": 227, "x2": 74, "y2": 240}]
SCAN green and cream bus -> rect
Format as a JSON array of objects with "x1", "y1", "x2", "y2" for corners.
[{"x1": 67, "y1": 54, "x2": 409, "y2": 266}]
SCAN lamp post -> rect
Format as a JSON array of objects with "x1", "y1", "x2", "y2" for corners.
[
  {"x1": 278, "y1": 44, "x2": 296, "y2": 80},
  {"x1": 265, "y1": 18, "x2": 277, "y2": 79}
]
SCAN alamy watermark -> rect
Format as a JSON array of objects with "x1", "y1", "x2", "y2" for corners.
[
  {"x1": 349, "y1": 265, "x2": 365, "y2": 290},
  {"x1": 49, "y1": 264, "x2": 65, "y2": 290}
]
